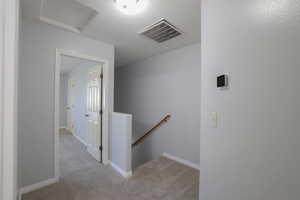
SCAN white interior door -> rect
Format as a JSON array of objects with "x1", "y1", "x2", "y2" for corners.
[
  {"x1": 86, "y1": 65, "x2": 102, "y2": 162},
  {"x1": 67, "y1": 79, "x2": 75, "y2": 133}
]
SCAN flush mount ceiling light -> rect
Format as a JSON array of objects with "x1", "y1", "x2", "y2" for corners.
[{"x1": 114, "y1": 0, "x2": 147, "y2": 15}]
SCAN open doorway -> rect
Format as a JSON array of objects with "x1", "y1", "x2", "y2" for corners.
[{"x1": 55, "y1": 50, "x2": 109, "y2": 179}]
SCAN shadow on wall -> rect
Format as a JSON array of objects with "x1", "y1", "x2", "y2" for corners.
[
  {"x1": 132, "y1": 120, "x2": 153, "y2": 169},
  {"x1": 132, "y1": 116, "x2": 171, "y2": 169},
  {"x1": 132, "y1": 139, "x2": 154, "y2": 169}
]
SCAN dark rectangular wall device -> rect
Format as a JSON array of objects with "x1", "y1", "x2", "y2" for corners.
[{"x1": 217, "y1": 74, "x2": 228, "y2": 88}]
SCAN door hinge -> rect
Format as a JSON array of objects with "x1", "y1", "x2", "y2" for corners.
[
  {"x1": 99, "y1": 146, "x2": 103, "y2": 151},
  {"x1": 100, "y1": 73, "x2": 103, "y2": 79},
  {"x1": 99, "y1": 110, "x2": 103, "y2": 115}
]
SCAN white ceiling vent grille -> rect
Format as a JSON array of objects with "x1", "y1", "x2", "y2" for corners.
[{"x1": 140, "y1": 19, "x2": 182, "y2": 43}]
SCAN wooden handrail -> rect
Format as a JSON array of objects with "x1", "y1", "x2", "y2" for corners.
[{"x1": 132, "y1": 114, "x2": 171, "y2": 147}]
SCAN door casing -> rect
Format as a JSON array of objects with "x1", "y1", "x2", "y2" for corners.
[
  {"x1": 0, "y1": 0, "x2": 19, "y2": 199},
  {"x1": 55, "y1": 49, "x2": 109, "y2": 180}
]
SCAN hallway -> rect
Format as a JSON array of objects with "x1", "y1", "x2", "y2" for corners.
[{"x1": 22, "y1": 129, "x2": 199, "y2": 200}]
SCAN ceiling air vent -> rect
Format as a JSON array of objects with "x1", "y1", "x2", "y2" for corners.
[{"x1": 139, "y1": 19, "x2": 182, "y2": 43}]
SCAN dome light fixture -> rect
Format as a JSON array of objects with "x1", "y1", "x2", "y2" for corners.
[{"x1": 114, "y1": 0, "x2": 147, "y2": 15}]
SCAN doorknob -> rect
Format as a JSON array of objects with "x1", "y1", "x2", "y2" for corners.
[{"x1": 85, "y1": 114, "x2": 90, "y2": 117}]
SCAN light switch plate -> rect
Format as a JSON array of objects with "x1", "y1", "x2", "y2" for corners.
[{"x1": 212, "y1": 112, "x2": 218, "y2": 128}]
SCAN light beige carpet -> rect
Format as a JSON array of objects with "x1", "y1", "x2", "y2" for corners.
[{"x1": 22, "y1": 129, "x2": 199, "y2": 200}]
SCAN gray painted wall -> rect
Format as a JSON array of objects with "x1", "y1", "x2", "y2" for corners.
[
  {"x1": 67, "y1": 60, "x2": 100, "y2": 143},
  {"x1": 201, "y1": 1, "x2": 300, "y2": 200},
  {"x1": 59, "y1": 74, "x2": 68, "y2": 127},
  {"x1": 18, "y1": 19, "x2": 114, "y2": 188},
  {"x1": 115, "y1": 43, "x2": 201, "y2": 168}
]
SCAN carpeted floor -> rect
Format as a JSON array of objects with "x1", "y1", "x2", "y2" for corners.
[{"x1": 22, "y1": 129, "x2": 199, "y2": 200}]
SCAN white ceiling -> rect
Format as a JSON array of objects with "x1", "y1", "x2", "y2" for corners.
[
  {"x1": 21, "y1": 0, "x2": 201, "y2": 67},
  {"x1": 41, "y1": 0, "x2": 97, "y2": 31},
  {"x1": 60, "y1": 55, "x2": 100, "y2": 74}
]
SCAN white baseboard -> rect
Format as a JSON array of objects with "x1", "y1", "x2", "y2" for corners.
[
  {"x1": 18, "y1": 177, "x2": 59, "y2": 200},
  {"x1": 109, "y1": 161, "x2": 132, "y2": 178},
  {"x1": 163, "y1": 153, "x2": 200, "y2": 170},
  {"x1": 60, "y1": 127, "x2": 86, "y2": 147},
  {"x1": 73, "y1": 133, "x2": 87, "y2": 147}
]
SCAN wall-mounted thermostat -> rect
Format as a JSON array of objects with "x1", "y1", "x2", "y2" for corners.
[{"x1": 217, "y1": 74, "x2": 228, "y2": 88}]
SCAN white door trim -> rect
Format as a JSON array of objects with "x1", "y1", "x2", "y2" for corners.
[
  {"x1": 0, "y1": 0, "x2": 19, "y2": 200},
  {"x1": 55, "y1": 49, "x2": 110, "y2": 179}
]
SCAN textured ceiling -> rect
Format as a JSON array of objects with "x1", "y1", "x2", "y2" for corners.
[{"x1": 21, "y1": 0, "x2": 201, "y2": 67}]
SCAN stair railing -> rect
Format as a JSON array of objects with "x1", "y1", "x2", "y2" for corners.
[{"x1": 132, "y1": 114, "x2": 171, "y2": 147}]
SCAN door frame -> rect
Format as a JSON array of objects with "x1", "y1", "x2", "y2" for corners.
[
  {"x1": 0, "y1": 0, "x2": 19, "y2": 199},
  {"x1": 55, "y1": 49, "x2": 109, "y2": 179}
]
